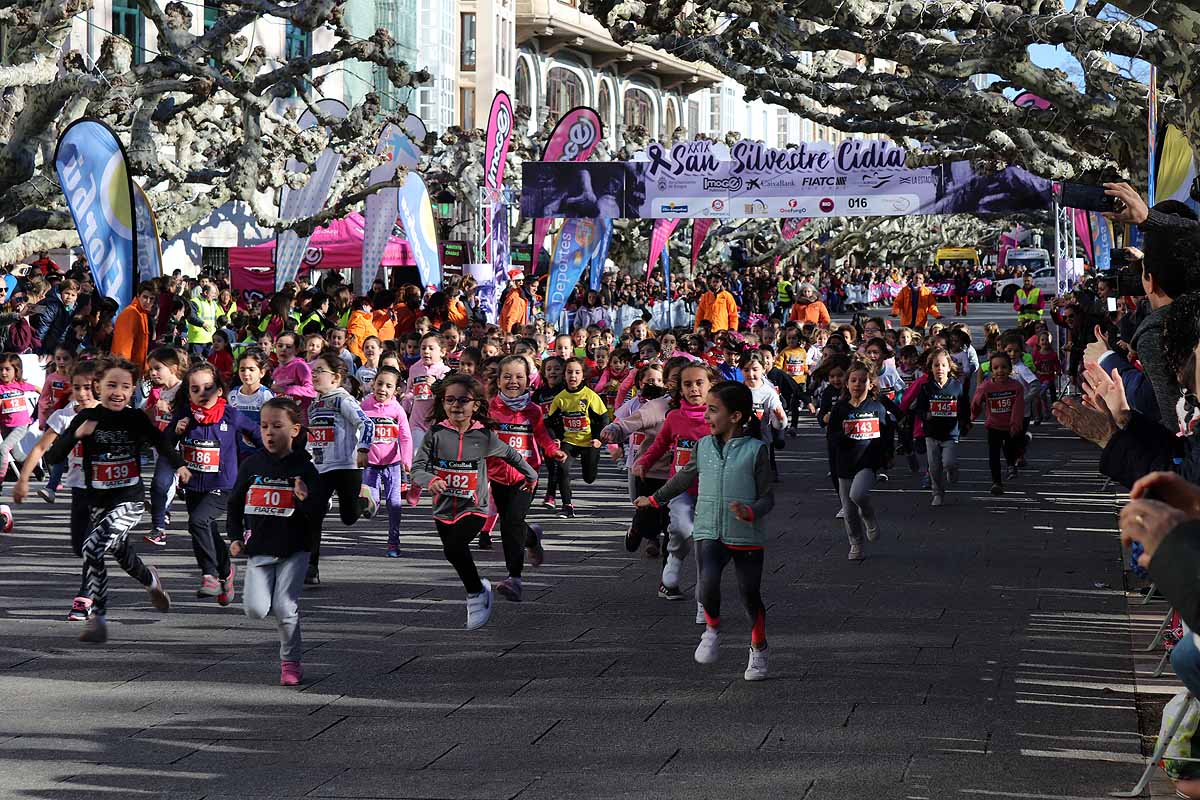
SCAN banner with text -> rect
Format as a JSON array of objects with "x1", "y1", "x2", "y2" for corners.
[
  {"x1": 521, "y1": 139, "x2": 1053, "y2": 219},
  {"x1": 546, "y1": 218, "x2": 603, "y2": 324},
  {"x1": 532, "y1": 107, "x2": 604, "y2": 258}
]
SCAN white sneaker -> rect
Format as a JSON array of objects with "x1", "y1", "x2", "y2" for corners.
[
  {"x1": 835, "y1": 508, "x2": 845, "y2": 520},
  {"x1": 465, "y1": 579, "x2": 493, "y2": 630},
  {"x1": 694, "y1": 628, "x2": 719, "y2": 664},
  {"x1": 661, "y1": 554, "x2": 683, "y2": 588},
  {"x1": 695, "y1": 602, "x2": 706, "y2": 625},
  {"x1": 931, "y1": 494, "x2": 944, "y2": 508},
  {"x1": 848, "y1": 544, "x2": 863, "y2": 561},
  {"x1": 744, "y1": 645, "x2": 769, "y2": 681}
]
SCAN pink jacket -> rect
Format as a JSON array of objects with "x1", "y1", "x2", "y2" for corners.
[
  {"x1": 403, "y1": 361, "x2": 451, "y2": 432},
  {"x1": 899, "y1": 374, "x2": 927, "y2": 439},
  {"x1": 603, "y1": 394, "x2": 671, "y2": 480},
  {"x1": 272, "y1": 358, "x2": 316, "y2": 399},
  {"x1": 636, "y1": 401, "x2": 708, "y2": 492},
  {"x1": 487, "y1": 396, "x2": 563, "y2": 486},
  {"x1": 0, "y1": 381, "x2": 37, "y2": 428},
  {"x1": 361, "y1": 396, "x2": 413, "y2": 468},
  {"x1": 37, "y1": 371, "x2": 71, "y2": 427}
]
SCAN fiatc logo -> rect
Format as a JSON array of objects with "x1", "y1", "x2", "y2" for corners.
[{"x1": 819, "y1": 197, "x2": 835, "y2": 213}]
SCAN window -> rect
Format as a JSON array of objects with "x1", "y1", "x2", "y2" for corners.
[
  {"x1": 688, "y1": 101, "x2": 699, "y2": 138},
  {"x1": 201, "y1": 247, "x2": 228, "y2": 273},
  {"x1": 598, "y1": 82, "x2": 612, "y2": 134},
  {"x1": 112, "y1": 0, "x2": 145, "y2": 65},
  {"x1": 547, "y1": 67, "x2": 584, "y2": 118},
  {"x1": 623, "y1": 89, "x2": 653, "y2": 131},
  {"x1": 515, "y1": 58, "x2": 531, "y2": 108},
  {"x1": 664, "y1": 102, "x2": 678, "y2": 139},
  {"x1": 460, "y1": 13, "x2": 476, "y2": 71},
  {"x1": 777, "y1": 111, "x2": 789, "y2": 148},
  {"x1": 708, "y1": 89, "x2": 721, "y2": 133},
  {"x1": 460, "y1": 87, "x2": 476, "y2": 129}
]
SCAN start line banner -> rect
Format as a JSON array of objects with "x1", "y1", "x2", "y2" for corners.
[{"x1": 520, "y1": 139, "x2": 1053, "y2": 220}]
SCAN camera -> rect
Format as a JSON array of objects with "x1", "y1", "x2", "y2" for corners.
[{"x1": 1100, "y1": 265, "x2": 1146, "y2": 298}]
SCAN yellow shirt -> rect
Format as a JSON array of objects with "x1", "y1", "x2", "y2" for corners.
[
  {"x1": 548, "y1": 387, "x2": 608, "y2": 447},
  {"x1": 775, "y1": 346, "x2": 809, "y2": 384}
]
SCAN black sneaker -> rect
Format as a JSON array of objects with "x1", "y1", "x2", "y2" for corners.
[
  {"x1": 657, "y1": 582, "x2": 685, "y2": 600},
  {"x1": 304, "y1": 565, "x2": 320, "y2": 586},
  {"x1": 562, "y1": 504, "x2": 577, "y2": 518}
]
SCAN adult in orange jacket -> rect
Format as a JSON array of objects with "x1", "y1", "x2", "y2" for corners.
[
  {"x1": 694, "y1": 275, "x2": 739, "y2": 332},
  {"x1": 498, "y1": 270, "x2": 529, "y2": 334},
  {"x1": 111, "y1": 280, "x2": 157, "y2": 369},
  {"x1": 788, "y1": 283, "x2": 831, "y2": 326},
  {"x1": 890, "y1": 272, "x2": 942, "y2": 330},
  {"x1": 346, "y1": 301, "x2": 379, "y2": 361}
]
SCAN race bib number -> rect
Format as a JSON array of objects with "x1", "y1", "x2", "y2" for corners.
[
  {"x1": 91, "y1": 452, "x2": 139, "y2": 489},
  {"x1": 881, "y1": 389, "x2": 897, "y2": 402},
  {"x1": 786, "y1": 358, "x2": 805, "y2": 376},
  {"x1": 753, "y1": 401, "x2": 766, "y2": 421},
  {"x1": 181, "y1": 439, "x2": 221, "y2": 473},
  {"x1": 154, "y1": 407, "x2": 172, "y2": 429},
  {"x1": 843, "y1": 416, "x2": 881, "y2": 441},
  {"x1": 246, "y1": 478, "x2": 295, "y2": 517},
  {"x1": 674, "y1": 438, "x2": 697, "y2": 470},
  {"x1": 69, "y1": 441, "x2": 83, "y2": 475},
  {"x1": 988, "y1": 391, "x2": 1016, "y2": 415},
  {"x1": 563, "y1": 414, "x2": 587, "y2": 433},
  {"x1": 372, "y1": 418, "x2": 399, "y2": 444},
  {"x1": 499, "y1": 423, "x2": 533, "y2": 458},
  {"x1": 412, "y1": 378, "x2": 432, "y2": 401},
  {"x1": 0, "y1": 391, "x2": 24, "y2": 415},
  {"x1": 51, "y1": 379, "x2": 69, "y2": 399},
  {"x1": 308, "y1": 422, "x2": 335, "y2": 464},
  {"x1": 434, "y1": 459, "x2": 479, "y2": 500},
  {"x1": 929, "y1": 397, "x2": 958, "y2": 418}
]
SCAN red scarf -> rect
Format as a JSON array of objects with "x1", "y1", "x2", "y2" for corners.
[{"x1": 191, "y1": 397, "x2": 227, "y2": 425}]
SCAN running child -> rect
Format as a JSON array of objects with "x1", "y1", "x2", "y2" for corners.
[
  {"x1": 970, "y1": 351, "x2": 1024, "y2": 495},
  {"x1": 305, "y1": 353, "x2": 377, "y2": 585},
  {"x1": 361, "y1": 366, "x2": 413, "y2": 558},
  {"x1": 229, "y1": 349, "x2": 274, "y2": 461},
  {"x1": 143, "y1": 347, "x2": 187, "y2": 547},
  {"x1": 36, "y1": 346, "x2": 76, "y2": 503},
  {"x1": 13, "y1": 361, "x2": 98, "y2": 620},
  {"x1": 227, "y1": 397, "x2": 321, "y2": 686},
  {"x1": 403, "y1": 331, "x2": 451, "y2": 452},
  {"x1": 635, "y1": 381, "x2": 775, "y2": 681},
  {"x1": 827, "y1": 359, "x2": 894, "y2": 560},
  {"x1": 0, "y1": 353, "x2": 39, "y2": 525},
  {"x1": 533, "y1": 356, "x2": 565, "y2": 510},
  {"x1": 409, "y1": 374, "x2": 537, "y2": 629},
  {"x1": 775, "y1": 325, "x2": 809, "y2": 434},
  {"x1": 269, "y1": 332, "x2": 317, "y2": 422},
  {"x1": 1031, "y1": 330, "x2": 1061, "y2": 424},
  {"x1": 901, "y1": 347, "x2": 970, "y2": 506},
  {"x1": 545, "y1": 357, "x2": 609, "y2": 518},
  {"x1": 46, "y1": 357, "x2": 186, "y2": 643}
]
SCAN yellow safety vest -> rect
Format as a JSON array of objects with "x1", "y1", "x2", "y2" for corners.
[
  {"x1": 187, "y1": 297, "x2": 219, "y2": 344},
  {"x1": 776, "y1": 279, "x2": 793, "y2": 303},
  {"x1": 1015, "y1": 287, "x2": 1044, "y2": 321}
]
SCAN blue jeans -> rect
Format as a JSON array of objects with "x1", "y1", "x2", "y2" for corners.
[
  {"x1": 150, "y1": 455, "x2": 177, "y2": 530},
  {"x1": 1172, "y1": 626, "x2": 1200, "y2": 697}
]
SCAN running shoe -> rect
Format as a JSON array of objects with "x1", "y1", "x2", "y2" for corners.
[
  {"x1": 217, "y1": 564, "x2": 236, "y2": 607},
  {"x1": 0, "y1": 505, "x2": 12, "y2": 533},
  {"x1": 466, "y1": 579, "x2": 493, "y2": 630},
  {"x1": 359, "y1": 487, "x2": 378, "y2": 520},
  {"x1": 197, "y1": 574, "x2": 220, "y2": 598},
  {"x1": 478, "y1": 532, "x2": 493, "y2": 550},
  {"x1": 37, "y1": 488, "x2": 55, "y2": 504},
  {"x1": 144, "y1": 528, "x2": 167, "y2": 547},
  {"x1": 146, "y1": 566, "x2": 171, "y2": 611},
  {"x1": 280, "y1": 660, "x2": 303, "y2": 686},
  {"x1": 661, "y1": 554, "x2": 683, "y2": 588},
  {"x1": 67, "y1": 596, "x2": 92, "y2": 622},
  {"x1": 930, "y1": 494, "x2": 945, "y2": 508},
  {"x1": 877, "y1": 471, "x2": 889, "y2": 482},
  {"x1": 834, "y1": 508, "x2": 845, "y2": 520},
  {"x1": 990, "y1": 482, "x2": 1004, "y2": 496},
  {"x1": 624, "y1": 524, "x2": 641, "y2": 553},
  {"x1": 657, "y1": 582, "x2": 685, "y2": 601},
  {"x1": 526, "y1": 523, "x2": 545, "y2": 567},
  {"x1": 386, "y1": 545, "x2": 401, "y2": 558},
  {"x1": 744, "y1": 645, "x2": 769, "y2": 681},
  {"x1": 79, "y1": 613, "x2": 107, "y2": 644},
  {"x1": 540, "y1": 495, "x2": 556, "y2": 511},
  {"x1": 495, "y1": 577, "x2": 523, "y2": 602},
  {"x1": 562, "y1": 504, "x2": 577, "y2": 518},
  {"x1": 848, "y1": 544, "x2": 863, "y2": 561},
  {"x1": 694, "y1": 629, "x2": 720, "y2": 664},
  {"x1": 1005, "y1": 465, "x2": 1019, "y2": 481},
  {"x1": 304, "y1": 565, "x2": 320, "y2": 585}
]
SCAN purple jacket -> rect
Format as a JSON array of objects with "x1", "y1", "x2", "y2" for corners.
[{"x1": 170, "y1": 405, "x2": 262, "y2": 493}]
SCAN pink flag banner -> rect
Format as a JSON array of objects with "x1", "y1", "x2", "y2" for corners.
[
  {"x1": 360, "y1": 114, "x2": 426, "y2": 294},
  {"x1": 691, "y1": 218, "x2": 714, "y2": 269},
  {"x1": 998, "y1": 231, "x2": 1019, "y2": 267},
  {"x1": 532, "y1": 107, "x2": 604, "y2": 261},
  {"x1": 1073, "y1": 208, "x2": 1094, "y2": 265},
  {"x1": 484, "y1": 91, "x2": 514, "y2": 192},
  {"x1": 647, "y1": 218, "x2": 679, "y2": 283}
]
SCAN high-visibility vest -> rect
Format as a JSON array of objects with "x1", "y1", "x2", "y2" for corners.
[
  {"x1": 776, "y1": 279, "x2": 793, "y2": 303},
  {"x1": 186, "y1": 297, "x2": 219, "y2": 344},
  {"x1": 1015, "y1": 287, "x2": 1043, "y2": 320}
]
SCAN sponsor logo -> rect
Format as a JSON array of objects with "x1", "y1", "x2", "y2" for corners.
[
  {"x1": 711, "y1": 199, "x2": 725, "y2": 212},
  {"x1": 860, "y1": 171, "x2": 892, "y2": 189},
  {"x1": 57, "y1": 136, "x2": 134, "y2": 302},
  {"x1": 560, "y1": 116, "x2": 599, "y2": 161},
  {"x1": 484, "y1": 100, "x2": 512, "y2": 189},
  {"x1": 746, "y1": 178, "x2": 762, "y2": 190},
  {"x1": 900, "y1": 174, "x2": 938, "y2": 185},
  {"x1": 819, "y1": 197, "x2": 835, "y2": 213},
  {"x1": 883, "y1": 196, "x2": 913, "y2": 212},
  {"x1": 743, "y1": 199, "x2": 768, "y2": 215},
  {"x1": 702, "y1": 176, "x2": 743, "y2": 192},
  {"x1": 660, "y1": 202, "x2": 689, "y2": 214}
]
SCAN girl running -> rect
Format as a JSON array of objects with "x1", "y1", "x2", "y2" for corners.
[
  {"x1": 487, "y1": 355, "x2": 566, "y2": 600},
  {"x1": 533, "y1": 356, "x2": 565, "y2": 511},
  {"x1": 1031, "y1": 330, "x2": 1061, "y2": 424},
  {"x1": 901, "y1": 347, "x2": 970, "y2": 506},
  {"x1": 827, "y1": 359, "x2": 894, "y2": 560},
  {"x1": 269, "y1": 332, "x2": 317, "y2": 422},
  {"x1": 227, "y1": 397, "x2": 321, "y2": 686},
  {"x1": 361, "y1": 366, "x2": 413, "y2": 558},
  {"x1": 229, "y1": 349, "x2": 274, "y2": 461},
  {"x1": 356, "y1": 335, "x2": 383, "y2": 388},
  {"x1": 970, "y1": 351, "x2": 1024, "y2": 495},
  {"x1": 545, "y1": 357, "x2": 609, "y2": 519},
  {"x1": 305, "y1": 353, "x2": 377, "y2": 585},
  {"x1": 0, "y1": 353, "x2": 38, "y2": 526},
  {"x1": 170, "y1": 362, "x2": 260, "y2": 604},
  {"x1": 404, "y1": 331, "x2": 451, "y2": 452},
  {"x1": 775, "y1": 325, "x2": 809, "y2": 435},
  {"x1": 635, "y1": 381, "x2": 775, "y2": 681},
  {"x1": 14, "y1": 361, "x2": 98, "y2": 620},
  {"x1": 36, "y1": 346, "x2": 75, "y2": 503},
  {"x1": 46, "y1": 357, "x2": 187, "y2": 643},
  {"x1": 813, "y1": 355, "x2": 851, "y2": 515},
  {"x1": 409, "y1": 374, "x2": 537, "y2": 630},
  {"x1": 635, "y1": 362, "x2": 713, "y2": 617},
  {"x1": 143, "y1": 347, "x2": 187, "y2": 547}
]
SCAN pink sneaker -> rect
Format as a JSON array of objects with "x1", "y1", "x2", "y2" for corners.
[
  {"x1": 280, "y1": 660, "x2": 303, "y2": 686},
  {"x1": 217, "y1": 564, "x2": 236, "y2": 607}
]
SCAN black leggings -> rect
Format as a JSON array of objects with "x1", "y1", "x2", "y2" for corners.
[
  {"x1": 311, "y1": 468, "x2": 363, "y2": 567},
  {"x1": 632, "y1": 476, "x2": 668, "y2": 543},
  {"x1": 185, "y1": 490, "x2": 231, "y2": 580},
  {"x1": 986, "y1": 427, "x2": 1021, "y2": 482},
  {"x1": 696, "y1": 539, "x2": 765, "y2": 634},
  {"x1": 436, "y1": 516, "x2": 487, "y2": 594},
  {"x1": 557, "y1": 443, "x2": 600, "y2": 507},
  {"x1": 491, "y1": 481, "x2": 536, "y2": 578}
]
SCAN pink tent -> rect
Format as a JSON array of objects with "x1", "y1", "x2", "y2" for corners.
[{"x1": 228, "y1": 212, "x2": 415, "y2": 269}]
